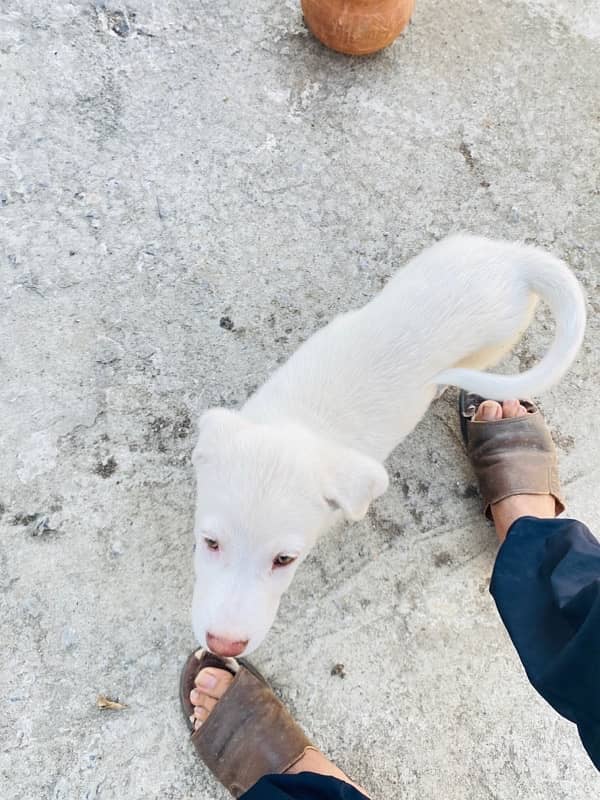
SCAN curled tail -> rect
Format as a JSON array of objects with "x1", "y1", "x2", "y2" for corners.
[{"x1": 434, "y1": 248, "x2": 586, "y2": 399}]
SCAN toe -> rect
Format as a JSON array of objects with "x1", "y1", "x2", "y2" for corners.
[
  {"x1": 199, "y1": 694, "x2": 218, "y2": 714},
  {"x1": 190, "y1": 667, "x2": 233, "y2": 706},
  {"x1": 189, "y1": 690, "x2": 219, "y2": 713},
  {"x1": 502, "y1": 399, "x2": 521, "y2": 418},
  {"x1": 193, "y1": 701, "x2": 216, "y2": 722},
  {"x1": 474, "y1": 400, "x2": 502, "y2": 422},
  {"x1": 517, "y1": 404, "x2": 528, "y2": 417},
  {"x1": 192, "y1": 697, "x2": 218, "y2": 729},
  {"x1": 189, "y1": 688, "x2": 203, "y2": 705}
]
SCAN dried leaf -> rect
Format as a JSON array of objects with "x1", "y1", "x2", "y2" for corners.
[{"x1": 96, "y1": 694, "x2": 128, "y2": 710}]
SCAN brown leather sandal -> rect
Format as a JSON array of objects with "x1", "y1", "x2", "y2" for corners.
[
  {"x1": 180, "y1": 649, "x2": 316, "y2": 798},
  {"x1": 459, "y1": 391, "x2": 565, "y2": 519}
]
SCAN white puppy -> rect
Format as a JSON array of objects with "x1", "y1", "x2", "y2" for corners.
[{"x1": 191, "y1": 234, "x2": 586, "y2": 656}]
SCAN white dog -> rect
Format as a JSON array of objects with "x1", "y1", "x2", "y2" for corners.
[{"x1": 191, "y1": 234, "x2": 586, "y2": 656}]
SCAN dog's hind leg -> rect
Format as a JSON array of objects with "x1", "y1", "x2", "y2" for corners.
[
  {"x1": 451, "y1": 294, "x2": 539, "y2": 378},
  {"x1": 453, "y1": 341, "x2": 517, "y2": 372}
]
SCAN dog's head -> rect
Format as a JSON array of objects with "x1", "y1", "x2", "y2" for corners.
[{"x1": 191, "y1": 408, "x2": 388, "y2": 656}]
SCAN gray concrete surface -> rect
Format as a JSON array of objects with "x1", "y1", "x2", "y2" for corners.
[{"x1": 1, "y1": 1, "x2": 599, "y2": 798}]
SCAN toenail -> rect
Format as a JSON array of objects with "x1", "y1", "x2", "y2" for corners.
[{"x1": 195, "y1": 670, "x2": 218, "y2": 690}]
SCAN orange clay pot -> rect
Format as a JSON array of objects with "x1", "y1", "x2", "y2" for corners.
[{"x1": 301, "y1": 0, "x2": 415, "y2": 55}]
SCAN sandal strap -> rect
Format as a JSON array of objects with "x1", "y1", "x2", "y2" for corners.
[
  {"x1": 460, "y1": 392, "x2": 565, "y2": 519},
  {"x1": 192, "y1": 668, "x2": 313, "y2": 797}
]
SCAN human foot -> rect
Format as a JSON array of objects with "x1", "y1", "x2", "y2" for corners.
[
  {"x1": 471, "y1": 399, "x2": 556, "y2": 540},
  {"x1": 181, "y1": 650, "x2": 369, "y2": 797},
  {"x1": 459, "y1": 392, "x2": 564, "y2": 543}
]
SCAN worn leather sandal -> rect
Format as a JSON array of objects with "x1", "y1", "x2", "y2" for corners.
[
  {"x1": 459, "y1": 390, "x2": 565, "y2": 519},
  {"x1": 180, "y1": 649, "x2": 316, "y2": 798}
]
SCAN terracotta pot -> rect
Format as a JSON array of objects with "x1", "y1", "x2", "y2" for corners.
[{"x1": 301, "y1": 0, "x2": 415, "y2": 55}]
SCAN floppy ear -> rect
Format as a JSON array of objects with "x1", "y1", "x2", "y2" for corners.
[
  {"x1": 192, "y1": 408, "x2": 249, "y2": 464},
  {"x1": 322, "y1": 444, "x2": 389, "y2": 522}
]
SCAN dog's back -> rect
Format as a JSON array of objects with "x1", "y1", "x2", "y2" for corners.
[{"x1": 244, "y1": 235, "x2": 585, "y2": 459}]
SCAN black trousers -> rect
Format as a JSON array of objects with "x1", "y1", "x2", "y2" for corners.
[{"x1": 241, "y1": 517, "x2": 600, "y2": 799}]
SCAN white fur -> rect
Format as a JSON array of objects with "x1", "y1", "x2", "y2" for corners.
[{"x1": 192, "y1": 234, "x2": 586, "y2": 654}]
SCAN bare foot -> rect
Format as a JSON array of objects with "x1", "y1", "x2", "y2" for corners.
[
  {"x1": 190, "y1": 667, "x2": 370, "y2": 796},
  {"x1": 472, "y1": 399, "x2": 556, "y2": 542}
]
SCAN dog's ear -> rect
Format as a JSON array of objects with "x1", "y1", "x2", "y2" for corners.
[
  {"x1": 322, "y1": 444, "x2": 389, "y2": 522},
  {"x1": 192, "y1": 408, "x2": 249, "y2": 464}
]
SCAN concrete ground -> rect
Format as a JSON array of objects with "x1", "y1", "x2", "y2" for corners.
[{"x1": 1, "y1": 1, "x2": 599, "y2": 797}]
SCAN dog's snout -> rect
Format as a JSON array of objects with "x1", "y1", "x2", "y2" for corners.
[{"x1": 206, "y1": 632, "x2": 249, "y2": 658}]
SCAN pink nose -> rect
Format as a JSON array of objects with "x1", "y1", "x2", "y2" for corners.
[{"x1": 206, "y1": 633, "x2": 249, "y2": 658}]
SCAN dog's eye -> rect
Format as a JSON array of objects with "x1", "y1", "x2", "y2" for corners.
[
  {"x1": 204, "y1": 537, "x2": 220, "y2": 551},
  {"x1": 273, "y1": 554, "x2": 296, "y2": 568}
]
